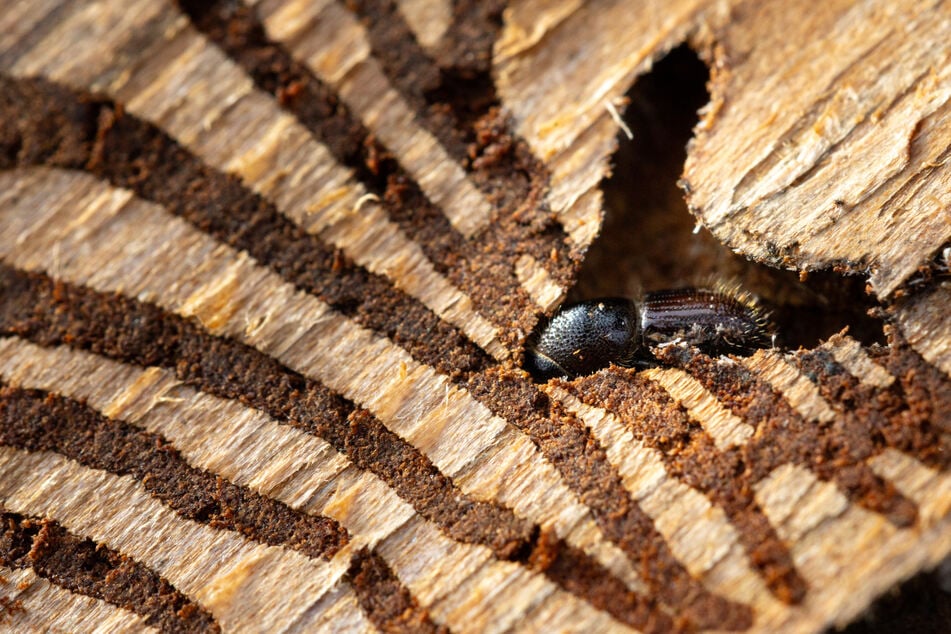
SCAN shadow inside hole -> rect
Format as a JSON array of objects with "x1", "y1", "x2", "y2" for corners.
[{"x1": 568, "y1": 44, "x2": 884, "y2": 349}]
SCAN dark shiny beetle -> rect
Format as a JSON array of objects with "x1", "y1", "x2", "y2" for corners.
[{"x1": 525, "y1": 287, "x2": 773, "y2": 381}]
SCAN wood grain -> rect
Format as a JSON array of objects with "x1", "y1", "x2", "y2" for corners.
[{"x1": 0, "y1": 1, "x2": 948, "y2": 632}]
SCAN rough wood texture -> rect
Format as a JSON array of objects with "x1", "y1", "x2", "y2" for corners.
[{"x1": 0, "y1": 1, "x2": 948, "y2": 633}]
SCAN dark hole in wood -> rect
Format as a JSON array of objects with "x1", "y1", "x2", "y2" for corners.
[
  {"x1": 831, "y1": 555, "x2": 951, "y2": 634},
  {"x1": 568, "y1": 44, "x2": 885, "y2": 349}
]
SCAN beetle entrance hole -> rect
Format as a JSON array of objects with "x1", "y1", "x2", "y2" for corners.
[{"x1": 569, "y1": 44, "x2": 884, "y2": 349}]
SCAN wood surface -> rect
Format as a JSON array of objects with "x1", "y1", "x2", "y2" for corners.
[{"x1": 0, "y1": 0, "x2": 948, "y2": 633}]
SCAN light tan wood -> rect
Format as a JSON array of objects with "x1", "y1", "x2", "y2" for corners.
[
  {"x1": 0, "y1": 0, "x2": 508, "y2": 359},
  {"x1": 0, "y1": 1, "x2": 948, "y2": 633},
  {"x1": 496, "y1": 0, "x2": 951, "y2": 351},
  {"x1": 685, "y1": 1, "x2": 951, "y2": 301},
  {"x1": 0, "y1": 446, "x2": 353, "y2": 632},
  {"x1": 0, "y1": 566, "x2": 156, "y2": 634},
  {"x1": 396, "y1": 0, "x2": 452, "y2": 51},
  {"x1": 741, "y1": 350, "x2": 837, "y2": 423},
  {"x1": 252, "y1": 0, "x2": 494, "y2": 237},
  {"x1": 755, "y1": 462, "x2": 951, "y2": 630},
  {"x1": 821, "y1": 333, "x2": 896, "y2": 388},
  {"x1": 546, "y1": 386, "x2": 779, "y2": 613},
  {"x1": 496, "y1": 10, "x2": 951, "y2": 626},
  {"x1": 894, "y1": 284, "x2": 951, "y2": 377},
  {"x1": 642, "y1": 367, "x2": 754, "y2": 449},
  {"x1": 0, "y1": 167, "x2": 637, "y2": 629}
]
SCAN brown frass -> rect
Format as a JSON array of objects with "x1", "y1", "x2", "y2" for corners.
[
  {"x1": 0, "y1": 264, "x2": 708, "y2": 634},
  {"x1": 0, "y1": 384, "x2": 350, "y2": 561},
  {"x1": 177, "y1": 0, "x2": 574, "y2": 347},
  {"x1": 0, "y1": 511, "x2": 218, "y2": 633},
  {"x1": 0, "y1": 75, "x2": 492, "y2": 380},
  {"x1": 346, "y1": 549, "x2": 448, "y2": 634},
  {"x1": 0, "y1": 264, "x2": 532, "y2": 561}
]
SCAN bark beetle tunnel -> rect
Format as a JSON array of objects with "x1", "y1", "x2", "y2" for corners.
[{"x1": 566, "y1": 45, "x2": 885, "y2": 354}]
